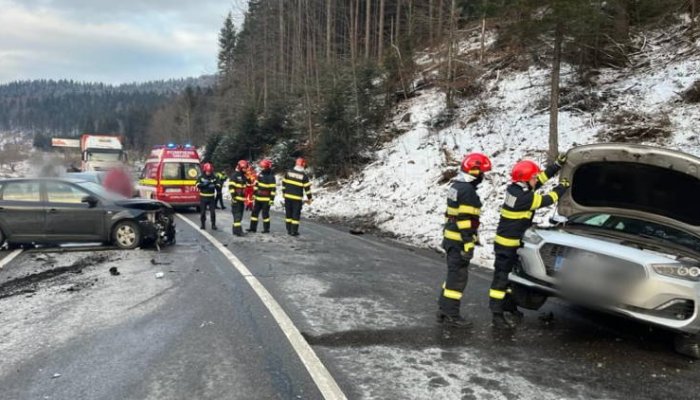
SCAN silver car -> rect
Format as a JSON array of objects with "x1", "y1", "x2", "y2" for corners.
[{"x1": 509, "y1": 143, "x2": 700, "y2": 358}]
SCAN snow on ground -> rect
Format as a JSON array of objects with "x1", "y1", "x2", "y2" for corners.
[{"x1": 309, "y1": 23, "x2": 700, "y2": 266}]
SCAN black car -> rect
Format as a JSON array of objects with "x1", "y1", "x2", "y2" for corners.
[{"x1": 0, "y1": 178, "x2": 175, "y2": 249}]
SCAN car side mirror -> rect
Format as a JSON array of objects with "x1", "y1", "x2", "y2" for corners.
[{"x1": 82, "y1": 195, "x2": 99, "y2": 208}]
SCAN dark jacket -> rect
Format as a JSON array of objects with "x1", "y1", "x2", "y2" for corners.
[
  {"x1": 228, "y1": 170, "x2": 248, "y2": 202},
  {"x1": 282, "y1": 169, "x2": 312, "y2": 201},
  {"x1": 196, "y1": 173, "x2": 217, "y2": 197},
  {"x1": 495, "y1": 163, "x2": 567, "y2": 248},
  {"x1": 255, "y1": 170, "x2": 277, "y2": 203},
  {"x1": 443, "y1": 176, "x2": 482, "y2": 254}
]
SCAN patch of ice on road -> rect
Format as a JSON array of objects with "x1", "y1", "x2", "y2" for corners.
[
  {"x1": 327, "y1": 346, "x2": 597, "y2": 400},
  {"x1": 282, "y1": 275, "x2": 418, "y2": 335}
]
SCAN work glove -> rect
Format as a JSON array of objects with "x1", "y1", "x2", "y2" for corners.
[
  {"x1": 473, "y1": 234, "x2": 482, "y2": 247},
  {"x1": 560, "y1": 178, "x2": 571, "y2": 188},
  {"x1": 305, "y1": 199, "x2": 313, "y2": 205},
  {"x1": 555, "y1": 153, "x2": 567, "y2": 167},
  {"x1": 460, "y1": 251, "x2": 472, "y2": 261}
]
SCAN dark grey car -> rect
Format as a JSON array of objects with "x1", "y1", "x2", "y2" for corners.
[{"x1": 0, "y1": 178, "x2": 175, "y2": 249}]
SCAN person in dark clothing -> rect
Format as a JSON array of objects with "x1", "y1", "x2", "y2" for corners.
[
  {"x1": 437, "y1": 153, "x2": 492, "y2": 328},
  {"x1": 229, "y1": 160, "x2": 250, "y2": 236},
  {"x1": 248, "y1": 159, "x2": 277, "y2": 233},
  {"x1": 490, "y1": 155, "x2": 570, "y2": 328},
  {"x1": 282, "y1": 158, "x2": 312, "y2": 236},
  {"x1": 215, "y1": 171, "x2": 227, "y2": 210},
  {"x1": 196, "y1": 162, "x2": 218, "y2": 230}
]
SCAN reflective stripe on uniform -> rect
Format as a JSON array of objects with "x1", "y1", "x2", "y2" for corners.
[
  {"x1": 446, "y1": 206, "x2": 459, "y2": 216},
  {"x1": 283, "y1": 179, "x2": 305, "y2": 187},
  {"x1": 489, "y1": 289, "x2": 507, "y2": 300},
  {"x1": 257, "y1": 182, "x2": 276, "y2": 188},
  {"x1": 456, "y1": 220, "x2": 472, "y2": 230},
  {"x1": 444, "y1": 230, "x2": 462, "y2": 241},
  {"x1": 284, "y1": 194, "x2": 303, "y2": 200},
  {"x1": 251, "y1": 217, "x2": 259, "y2": 222},
  {"x1": 263, "y1": 218, "x2": 271, "y2": 223},
  {"x1": 530, "y1": 194, "x2": 543, "y2": 210},
  {"x1": 255, "y1": 196, "x2": 271, "y2": 202},
  {"x1": 200, "y1": 193, "x2": 215, "y2": 197},
  {"x1": 290, "y1": 220, "x2": 300, "y2": 225},
  {"x1": 229, "y1": 182, "x2": 246, "y2": 188},
  {"x1": 233, "y1": 222, "x2": 242, "y2": 227},
  {"x1": 500, "y1": 209, "x2": 533, "y2": 220},
  {"x1": 537, "y1": 171, "x2": 548, "y2": 184},
  {"x1": 443, "y1": 288, "x2": 463, "y2": 300},
  {"x1": 304, "y1": 182, "x2": 312, "y2": 188},
  {"x1": 494, "y1": 235, "x2": 521, "y2": 247},
  {"x1": 463, "y1": 242, "x2": 475, "y2": 252},
  {"x1": 549, "y1": 191, "x2": 559, "y2": 202},
  {"x1": 233, "y1": 196, "x2": 245, "y2": 201},
  {"x1": 285, "y1": 218, "x2": 293, "y2": 223},
  {"x1": 458, "y1": 205, "x2": 481, "y2": 216}
]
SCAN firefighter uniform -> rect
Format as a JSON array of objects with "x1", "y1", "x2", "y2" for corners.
[
  {"x1": 196, "y1": 173, "x2": 218, "y2": 229},
  {"x1": 215, "y1": 171, "x2": 227, "y2": 210},
  {"x1": 229, "y1": 170, "x2": 248, "y2": 235},
  {"x1": 249, "y1": 169, "x2": 277, "y2": 233},
  {"x1": 489, "y1": 163, "x2": 568, "y2": 315},
  {"x1": 438, "y1": 176, "x2": 482, "y2": 319},
  {"x1": 283, "y1": 170, "x2": 312, "y2": 236}
]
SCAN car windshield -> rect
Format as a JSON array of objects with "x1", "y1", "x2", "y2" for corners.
[
  {"x1": 76, "y1": 181, "x2": 126, "y2": 201},
  {"x1": 87, "y1": 151, "x2": 122, "y2": 162},
  {"x1": 569, "y1": 213, "x2": 700, "y2": 254}
]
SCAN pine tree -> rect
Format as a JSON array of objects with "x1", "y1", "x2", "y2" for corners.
[{"x1": 217, "y1": 12, "x2": 238, "y2": 77}]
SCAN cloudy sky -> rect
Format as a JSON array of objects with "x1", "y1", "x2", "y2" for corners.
[{"x1": 0, "y1": 0, "x2": 246, "y2": 84}]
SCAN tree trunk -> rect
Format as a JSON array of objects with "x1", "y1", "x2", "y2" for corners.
[
  {"x1": 395, "y1": 0, "x2": 401, "y2": 44},
  {"x1": 445, "y1": 0, "x2": 457, "y2": 108},
  {"x1": 479, "y1": 12, "x2": 486, "y2": 64},
  {"x1": 378, "y1": 0, "x2": 385, "y2": 63},
  {"x1": 365, "y1": 0, "x2": 372, "y2": 59},
  {"x1": 429, "y1": 0, "x2": 434, "y2": 46},
  {"x1": 326, "y1": 0, "x2": 333, "y2": 61},
  {"x1": 279, "y1": 0, "x2": 285, "y2": 94},
  {"x1": 549, "y1": 23, "x2": 563, "y2": 163}
]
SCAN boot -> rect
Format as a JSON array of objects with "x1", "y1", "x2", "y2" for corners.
[
  {"x1": 262, "y1": 222, "x2": 270, "y2": 233},
  {"x1": 492, "y1": 313, "x2": 518, "y2": 329},
  {"x1": 212, "y1": 225, "x2": 218, "y2": 231},
  {"x1": 200, "y1": 222, "x2": 205, "y2": 230},
  {"x1": 436, "y1": 311, "x2": 472, "y2": 328},
  {"x1": 248, "y1": 221, "x2": 258, "y2": 233},
  {"x1": 286, "y1": 222, "x2": 292, "y2": 235},
  {"x1": 291, "y1": 225, "x2": 300, "y2": 236}
]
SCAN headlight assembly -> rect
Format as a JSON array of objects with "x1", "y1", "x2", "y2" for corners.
[
  {"x1": 522, "y1": 229, "x2": 544, "y2": 245},
  {"x1": 652, "y1": 263, "x2": 700, "y2": 282}
]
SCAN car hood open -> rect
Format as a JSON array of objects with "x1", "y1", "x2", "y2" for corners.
[
  {"x1": 115, "y1": 198, "x2": 172, "y2": 211},
  {"x1": 558, "y1": 143, "x2": 700, "y2": 236}
]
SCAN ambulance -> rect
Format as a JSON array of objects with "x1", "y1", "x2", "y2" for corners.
[{"x1": 137, "y1": 144, "x2": 202, "y2": 209}]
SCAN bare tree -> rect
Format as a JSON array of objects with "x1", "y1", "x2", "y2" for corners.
[{"x1": 548, "y1": 23, "x2": 563, "y2": 162}]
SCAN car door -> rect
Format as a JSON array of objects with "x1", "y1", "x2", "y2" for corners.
[
  {"x1": 44, "y1": 181, "x2": 105, "y2": 241},
  {"x1": 0, "y1": 180, "x2": 46, "y2": 241}
]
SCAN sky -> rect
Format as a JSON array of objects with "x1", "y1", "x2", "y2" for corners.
[{"x1": 0, "y1": 0, "x2": 246, "y2": 84}]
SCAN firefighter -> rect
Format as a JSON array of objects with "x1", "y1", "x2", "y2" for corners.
[
  {"x1": 215, "y1": 170, "x2": 227, "y2": 210},
  {"x1": 437, "y1": 153, "x2": 492, "y2": 327},
  {"x1": 283, "y1": 157, "x2": 312, "y2": 236},
  {"x1": 196, "y1": 162, "x2": 218, "y2": 230},
  {"x1": 229, "y1": 160, "x2": 250, "y2": 236},
  {"x1": 490, "y1": 154, "x2": 570, "y2": 328},
  {"x1": 248, "y1": 159, "x2": 276, "y2": 233}
]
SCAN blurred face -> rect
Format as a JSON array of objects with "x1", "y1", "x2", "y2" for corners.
[{"x1": 528, "y1": 176, "x2": 538, "y2": 188}]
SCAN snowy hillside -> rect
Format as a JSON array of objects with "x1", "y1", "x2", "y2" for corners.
[{"x1": 308, "y1": 21, "x2": 700, "y2": 266}]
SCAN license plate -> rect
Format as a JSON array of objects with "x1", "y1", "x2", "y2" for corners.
[
  {"x1": 554, "y1": 256, "x2": 565, "y2": 271},
  {"x1": 165, "y1": 188, "x2": 181, "y2": 193}
]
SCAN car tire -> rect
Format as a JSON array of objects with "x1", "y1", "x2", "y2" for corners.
[
  {"x1": 511, "y1": 283, "x2": 548, "y2": 310},
  {"x1": 112, "y1": 220, "x2": 141, "y2": 250},
  {"x1": 674, "y1": 333, "x2": 700, "y2": 359}
]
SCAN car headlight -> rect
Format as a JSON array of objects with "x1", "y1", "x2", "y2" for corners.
[
  {"x1": 522, "y1": 229, "x2": 544, "y2": 245},
  {"x1": 652, "y1": 263, "x2": 700, "y2": 282}
]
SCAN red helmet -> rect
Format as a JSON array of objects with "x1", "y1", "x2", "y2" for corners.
[
  {"x1": 202, "y1": 162, "x2": 213, "y2": 174},
  {"x1": 237, "y1": 160, "x2": 249, "y2": 171},
  {"x1": 511, "y1": 160, "x2": 541, "y2": 182},
  {"x1": 259, "y1": 159, "x2": 273, "y2": 170},
  {"x1": 295, "y1": 158, "x2": 307, "y2": 168},
  {"x1": 461, "y1": 153, "x2": 492, "y2": 175}
]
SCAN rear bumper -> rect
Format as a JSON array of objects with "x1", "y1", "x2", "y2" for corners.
[{"x1": 512, "y1": 229, "x2": 700, "y2": 334}]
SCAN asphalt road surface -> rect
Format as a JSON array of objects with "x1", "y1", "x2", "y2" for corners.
[{"x1": 1, "y1": 208, "x2": 698, "y2": 400}]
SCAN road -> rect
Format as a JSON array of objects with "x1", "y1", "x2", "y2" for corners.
[{"x1": 1, "y1": 208, "x2": 698, "y2": 400}]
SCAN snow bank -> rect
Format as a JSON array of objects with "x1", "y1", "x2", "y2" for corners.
[{"x1": 309, "y1": 24, "x2": 700, "y2": 267}]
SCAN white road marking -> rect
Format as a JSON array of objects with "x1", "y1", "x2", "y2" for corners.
[
  {"x1": 0, "y1": 249, "x2": 23, "y2": 270},
  {"x1": 177, "y1": 214, "x2": 347, "y2": 400}
]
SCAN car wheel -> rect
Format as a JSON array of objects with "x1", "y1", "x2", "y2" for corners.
[
  {"x1": 511, "y1": 283, "x2": 548, "y2": 310},
  {"x1": 112, "y1": 221, "x2": 141, "y2": 250},
  {"x1": 674, "y1": 333, "x2": 700, "y2": 359}
]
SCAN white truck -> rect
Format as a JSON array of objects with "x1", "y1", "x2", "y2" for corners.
[{"x1": 52, "y1": 134, "x2": 127, "y2": 172}]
